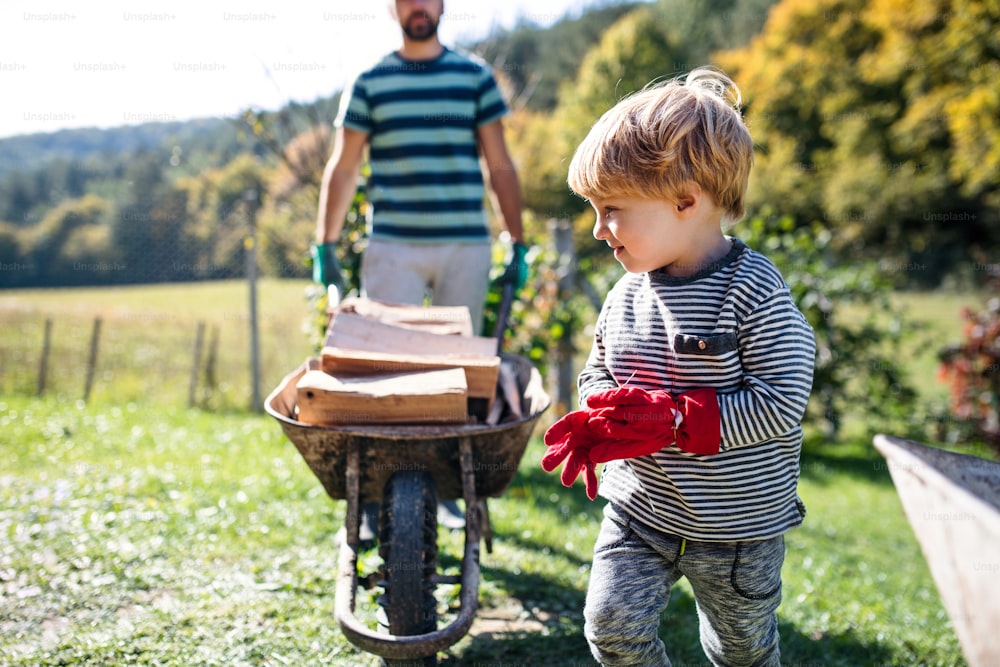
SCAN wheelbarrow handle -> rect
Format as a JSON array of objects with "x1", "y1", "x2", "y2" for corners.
[{"x1": 493, "y1": 281, "x2": 515, "y2": 355}]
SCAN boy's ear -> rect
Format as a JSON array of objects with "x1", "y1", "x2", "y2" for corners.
[{"x1": 675, "y1": 181, "x2": 703, "y2": 215}]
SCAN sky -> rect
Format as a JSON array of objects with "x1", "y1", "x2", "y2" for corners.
[{"x1": 0, "y1": 0, "x2": 627, "y2": 139}]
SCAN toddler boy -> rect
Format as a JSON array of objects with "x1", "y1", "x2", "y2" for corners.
[{"x1": 542, "y1": 67, "x2": 816, "y2": 666}]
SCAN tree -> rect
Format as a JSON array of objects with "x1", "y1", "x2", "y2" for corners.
[
  {"x1": 650, "y1": 0, "x2": 779, "y2": 64},
  {"x1": 181, "y1": 154, "x2": 271, "y2": 281},
  {"x1": 469, "y1": 2, "x2": 644, "y2": 111},
  {"x1": 719, "y1": 0, "x2": 1000, "y2": 282},
  {"x1": 25, "y1": 194, "x2": 111, "y2": 285},
  {"x1": 738, "y1": 214, "x2": 919, "y2": 438},
  {"x1": 110, "y1": 150, "x2": 193, "y2": 283},
  {"x1": 256, "y1": 125, "x2": 332, "y2": 278},
  {"x1": 0, "y1": 222, "x2": 25, "y2": 287}
]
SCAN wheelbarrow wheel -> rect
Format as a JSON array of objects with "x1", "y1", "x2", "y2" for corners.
[{"x1": 378, "y1": 470, "x2": 439, "y2": 666}]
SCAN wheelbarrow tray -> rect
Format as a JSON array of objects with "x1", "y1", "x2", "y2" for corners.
[
  {"x1": 873, "y1": 434, "x2": 1000, "y2": 667},
  {"x1": 265, "y1": 353, "x2": 551, "y2": 503}
]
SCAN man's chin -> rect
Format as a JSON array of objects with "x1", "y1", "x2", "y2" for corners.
[
  {"x1": 404, "y1": 27, "x2": 438, "y2": 41},
  {"x1": 403, "y1": 17, "x2": 439, "y2": 41}
]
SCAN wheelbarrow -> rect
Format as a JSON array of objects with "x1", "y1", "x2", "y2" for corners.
[
  {"x1": 265, "y1": 351, "x2": 550, "y2": 665},
  {"x1": 873, "y1": 434, "x2": 1000, "y2": 667}
]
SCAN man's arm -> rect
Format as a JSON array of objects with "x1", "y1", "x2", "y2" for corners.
[
  {"x1": 476, "y1": 119, "x2": 524, "y2": 243},
  {"x1": 315, "y1": 126, "x2": 369, "y2": 244}
]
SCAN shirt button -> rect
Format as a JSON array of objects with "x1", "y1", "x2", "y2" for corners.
[{"x1": 698, "y1": 340, "x2": 707, "y2": 350}]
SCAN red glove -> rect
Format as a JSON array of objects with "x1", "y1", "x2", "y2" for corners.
[
  {"x1": 562, "y1": 447, "x2": 598, "y2": 500},
  {"x1": 541, "y1": 387, "x2": 722, "y2": 499},
  {"x1": 673, "y1": 388, "x2": 721, "y2": 455},
  {"x1": 586, "y1": 387, "x2": 680, "y2": 441},
  {"x1": 542, "y1": 411, "x2": 601, "y2": 499},
  {"x1": 587, "y1": 386, "x2": 722, "y2": 456},
  {"x1": 542, "y1": 388, "x2": 675, "y2": 499}
]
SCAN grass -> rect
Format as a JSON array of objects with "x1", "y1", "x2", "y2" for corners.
[
  {"x1": 0, "y1": 282, "x2": 986, "y2": 666},
  {"x1": 0, "y1": 394, "x2": 970, "y2": 666},
  {"x1": 0, "y1": 280, "x2": 316, "y2": 409}
]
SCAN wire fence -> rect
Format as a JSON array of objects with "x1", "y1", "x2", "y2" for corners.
[{"x1": 0, "y1": 284, "x2": 317, "y2": 411}]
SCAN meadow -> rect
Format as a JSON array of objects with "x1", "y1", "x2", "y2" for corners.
[
  {"x1": 0, "y1": 280, "x2": 318, "y2": 409},
  {"x1": 0, "y1": 280, "x2": 987, "y2": 666}
]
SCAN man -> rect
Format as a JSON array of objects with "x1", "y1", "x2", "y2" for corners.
[
  {"x1": 313, "y1": 0, "x2": 526, "y2": 329},
  {"x1": 313, "y1": 0, "x2": 526, "y2": 536}
]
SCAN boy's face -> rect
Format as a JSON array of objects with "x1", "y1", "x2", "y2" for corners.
[{"x1": 589, "y1": 193, "x2": 713, "y2": 277}]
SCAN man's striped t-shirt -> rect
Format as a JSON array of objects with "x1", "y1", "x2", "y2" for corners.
[
  {"x1": 336, "y1": 48, "x2": 508, "y2": 243},
  {"x1": 578, "y1": 238, "x2": 816, "y2": 541}
]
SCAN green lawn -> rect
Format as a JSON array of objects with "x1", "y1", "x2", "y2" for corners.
[
  {"x1": 0, "y1": 282, "x2": 983, "y2": 666},
  {"x1": 0, "y1": 395, "x2": 968, "y2": 666}
]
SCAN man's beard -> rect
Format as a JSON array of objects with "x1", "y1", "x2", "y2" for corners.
[{"x1": 402, "y1": 12, "x2": 439, "y2": 41}]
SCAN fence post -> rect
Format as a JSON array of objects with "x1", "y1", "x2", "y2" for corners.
[
  {"x1": 37, "y1": 318, "x2": 52, "y2": 396},
  {"x1": 83, "y1": 317, "x2": 102, "y2": 402},
  {"x1": 244, "y1": 188, "x2": 262, "y2": 412},
  {"x1": 202, "y1": 325, "x2": 220, "y2": 408},
  {"x1": 189, "y1": 321, "x2": 205, "y2": 408}
]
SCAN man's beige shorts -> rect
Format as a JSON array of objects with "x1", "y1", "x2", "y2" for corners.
[{"x1": 360, "y1": 238, "x2": 493, "y2": 334}]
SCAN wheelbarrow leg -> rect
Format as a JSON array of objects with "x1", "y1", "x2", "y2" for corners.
[
  {"x1": 343, "y1": 439, "x2": 362, "y2": 547},
  {"x1": 458, "y1": 436, "x2": 481, "y2": 558},
  {"x1": 475, "y1": 499, "x2": 493, "y2": 554}
]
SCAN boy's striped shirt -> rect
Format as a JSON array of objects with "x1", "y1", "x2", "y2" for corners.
[
  {"x1": 336, "y1": 48, "x2": 507, "y2": 243},
  {"x1": 578, "y1": 238, "x2": 816, "y2": 541}
]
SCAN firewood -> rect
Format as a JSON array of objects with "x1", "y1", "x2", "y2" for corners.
[
  {"x1": 295, "y1": 367, "x2": 469, "y2": 426},
  {"x1": 331, "y1": 297, "x2": 474, "y2": 336},
  {"x1": 321, "y1": 312, "x2": 500, "y2": 403}
]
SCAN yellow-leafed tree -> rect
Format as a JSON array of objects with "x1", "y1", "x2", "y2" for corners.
[{"x1": 719, "y1": 0, "x2": 1000, "y2": 277}]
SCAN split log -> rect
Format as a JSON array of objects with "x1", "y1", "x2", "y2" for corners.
[
  {"x1": 321, "y1": 312, "x2": 500, "y2": 404},
  {"x1": 295, "y1": 367, "x2": 469, "y2": 426},
  {"x1": 331, "y1": 297, "x2": 474, "y2": 336}
]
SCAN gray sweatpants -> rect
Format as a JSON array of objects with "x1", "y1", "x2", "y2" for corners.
[{"x1": 585, "y1": 502, "x2": 784, "y2": 667}]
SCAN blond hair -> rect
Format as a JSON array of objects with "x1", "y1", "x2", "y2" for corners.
[{"x1": 567, "y1": 67, "x2": 753, "y2": 223}]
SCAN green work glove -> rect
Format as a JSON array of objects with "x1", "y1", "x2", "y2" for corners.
[
  {"x1": 311, "y1": 243, "x2": 345, "y2": 291},
  {"x1": 498, "y1": 241, "x2": 529, "y2": 291}
]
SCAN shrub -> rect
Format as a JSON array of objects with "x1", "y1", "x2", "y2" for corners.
[
  {"x1": 738, "y1": 214, "x2": 919, "y2": 439},
  {"x1": 938, "y1": 288, "x2": 1000, "y2": 455}
]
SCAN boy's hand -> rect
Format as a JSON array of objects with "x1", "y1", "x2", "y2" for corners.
[
  {"x1": 542, "y1": 403, "x2": 672, "y2": 499},
  {"x1": 541, "y1": 386, "x2": 722, "y2": 499},
  {"x1": 673, "y1": 388, "x2": 721, "y2": 455},
  {"x1": 561, "y1": 448, "x2": 598, "y2": 500}
]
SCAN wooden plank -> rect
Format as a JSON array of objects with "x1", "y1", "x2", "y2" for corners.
[
  {"x1": 295, "y1": 367, "x2": 469, "y2": 426},
  {"x1": 320, "y1": 346, "x2": 499, "y2": 402},
  {"x1": 332, "y1": 297, "x2": 474, "y2": 336},
  {"x1": 321, "y1": 311, "x2": 500, "y2": 405},
  {"x1": 325, "y1": 312, "x2": 497, "y2": 358},
  {"x1": 873, "y1": 435, "x2": 1000, "y2": 667}
]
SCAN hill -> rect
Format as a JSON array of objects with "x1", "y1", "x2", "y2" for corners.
[{"x1": 0, "y1": 119, "x2": 232, "y2": 180}]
